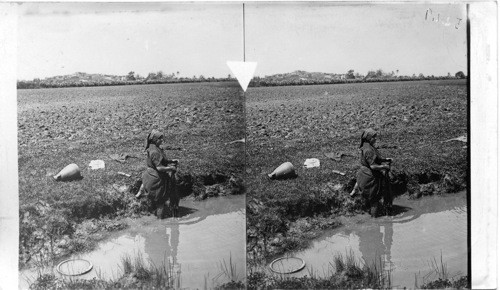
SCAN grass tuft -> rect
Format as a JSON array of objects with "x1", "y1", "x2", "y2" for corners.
[
  {"x1": 214, "y1": 253, "x2": 245, "y2": 289},
  {"x1": 419, "y1": 252, "x2": 469, "y2": 289}
]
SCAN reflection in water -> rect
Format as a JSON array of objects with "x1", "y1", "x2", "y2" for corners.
[
  {"x1": 142, "y1": 211, "x2": 211, "y2": 288},
  {"x1": 166, "y1": 226, "x2": 179, "y2": 265},
  {"x1": 287, "y1": 193, "x2": 467, "y2": 289},
  {"x1": 358, "y1": 222, "x2": 393, "y2": 273},
  {"x1": 383, "y1": 224, "x2": 393, "y2": 272},
  {"x1": 143, "y1": 220, "x2": 182, "y2": 287}
]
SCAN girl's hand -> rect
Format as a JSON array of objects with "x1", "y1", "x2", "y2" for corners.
[{"x1": 165, "y1": 166, "x2": 177, "y2": 172}]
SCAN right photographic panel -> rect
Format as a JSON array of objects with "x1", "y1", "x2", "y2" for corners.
[{"x1": 244, "y1": 3, "x2": 469, "y2": 289}]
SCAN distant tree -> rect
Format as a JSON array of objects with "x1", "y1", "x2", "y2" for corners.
[
  {"x1": 366, "y1": 70, "x2": 377, "y2": 79},
  {"x1": 127, "y1": 71, "x2": 136, "y2": 81},
  {"x1": 455, "y1": 71, "x2": 466, "y2": 79},
  {"x1": 156, "y1": 71, "x2": 163, "y2": 79},
  {"x1": 146, "y1": 72, "x2": 157, "y2": 80},
  {"x1": 376, "y1": 69, "x2": 384, "y2": 78},
  {"x1": 447, "y1": 72, "x2": 452, "y2": 78},
  {"x1": 418, "y1": 73, "x2": 425, "y2": 78},
  {"x1": 346, "y1": 69, "x2": 355, "y2": 79},
  {"x1": 199, "y1": 75, "x2": 205, "y2": 81}
]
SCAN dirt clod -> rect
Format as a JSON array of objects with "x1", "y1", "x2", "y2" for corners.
[
  {"x1": 202, "y1": 172, "x2": 229, "y2": 186},
  {"x1": 129, "y1": 178, "x2": 143, "y2": 195},
  {"x1": 416, "y1": 170, "x2": 442, "y2": 184}
]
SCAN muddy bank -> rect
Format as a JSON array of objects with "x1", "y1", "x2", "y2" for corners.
[
  {"x1": 176, "y1": 171, "x2": 245, "y2": 200},
  {"x1": 21, "y1": 195, "x2": 245, "y2": 289},
  {"x1": 343, "y1": 167, "x2": 466, "y2": 199},
  {"x1": 256, "y1": 191, "x2": 467, "y2": 289},
  {"x1": 131, "y1": 170, "x2": 245, "y2": 203}
]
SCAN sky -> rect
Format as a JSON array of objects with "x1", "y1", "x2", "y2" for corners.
[
  {"x1": 17, "y1": 3, "x2": 243, "y2": 80},
  {"x1": 17, "y1": 3, "x2": 467, "y2": 80},
  {"x1": 246, "y1": 3, "x2": 467, "y2": 77}
]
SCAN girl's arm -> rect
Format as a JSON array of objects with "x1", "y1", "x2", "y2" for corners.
[
  {"x1": 365, "y1": 149, "x2": 390, "y2": 171},
  {"x1": 156, "y1": 165, "x2": 177, "y2": 173},
  {"x1": 370, "y1": 164, "x2": 390, "y2": 171},
  {"x1": 162, "y1": 158, "x2": 179, "y2": 166}
]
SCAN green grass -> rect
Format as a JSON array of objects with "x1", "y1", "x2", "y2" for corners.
[
  {"x1": 246, "y1": 80, "x2": 468, "y2": 262},
  {"x1": 18, "y1": 83, "x2": 245, "y2": 268}
]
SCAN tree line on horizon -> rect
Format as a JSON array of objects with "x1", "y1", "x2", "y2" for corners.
[
  {"x1": 250, "y1": 69, "x2": 467, "y2": 87},
  {"x1": 17, "y1": 69, "x2": 466, "y2": 90},
  {"x1": 17, "y1": 71, "x2": 236, "y2": 89}
]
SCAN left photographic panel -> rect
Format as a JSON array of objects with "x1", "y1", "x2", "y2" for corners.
[{"x1": 17, "y1": 3, "x2": 245, "y2": 289}]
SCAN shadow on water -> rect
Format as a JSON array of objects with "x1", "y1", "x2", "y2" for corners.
[
  {"x1": 386, "y1": 204, "x2": 412, "y2": 216},
  {"x1": 173, "y1": 205, "x2": 197, "y2": 219}
]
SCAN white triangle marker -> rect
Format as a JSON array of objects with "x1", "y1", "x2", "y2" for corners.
[{"x1": 226, "y1": 61, "x2": 257, "y2": 92}]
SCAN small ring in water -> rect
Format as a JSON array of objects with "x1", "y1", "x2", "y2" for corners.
[
  {"x1": 56, "y1": 259, "x2": 93, "y2": 276},
  {"x1": 269, "y1": 257, "x2": 305, "y2": 274}
]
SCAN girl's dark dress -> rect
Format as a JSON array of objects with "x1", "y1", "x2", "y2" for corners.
[
  {"x1": 142, "y1": 144, "x2": 176, "y2": 209},
  {"x1": 357, "y1": 142, "x2": 388, "y2": 210}
]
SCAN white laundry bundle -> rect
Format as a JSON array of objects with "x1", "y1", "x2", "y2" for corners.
[
  {"x1": 89, "y1": 160, "x2": 105, "y2": 170},
  {"x1": 303, "y1": 158, "x2": 320, "y2": 168}
]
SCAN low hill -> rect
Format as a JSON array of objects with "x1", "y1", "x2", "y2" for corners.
[
  {"x1": 43, "y1": 72, "x2": 129, "y2": 84},
  {"x1": 261, "y1": 70, "x2": 347, "y2": 82}
]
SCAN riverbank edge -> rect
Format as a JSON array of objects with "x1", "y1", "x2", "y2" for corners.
[{"x1": 247, "y1": 170, "x2": 467, "y2": 265}]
